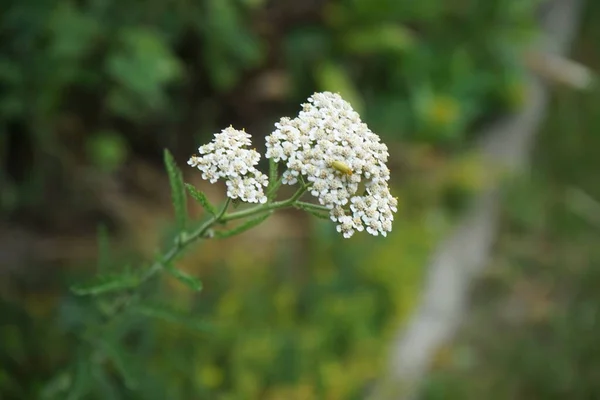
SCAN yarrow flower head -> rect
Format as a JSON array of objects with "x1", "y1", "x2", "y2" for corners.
[
  {"x1": 188, "y1": 126, "x2": 268, "y2": 204},
  {"x1": 265, "y1": 91, "x2": 397, "y2": 238}
]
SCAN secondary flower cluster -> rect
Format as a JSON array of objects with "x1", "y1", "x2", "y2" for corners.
[
  {"x1": 188, "y1": 92, "x2": 397, "y2": 238},
  {"x1": 188, "y1": 126, "x2": 268, "y2": 204},
  {"x1": 265, "y1": 92, "x2": 397, "y2": 238}
]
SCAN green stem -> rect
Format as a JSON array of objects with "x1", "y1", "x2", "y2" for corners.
[
  {"x1": 139, "y1": 198, "x2": 231, "y2": 283},
  {"x1": 221, "y1": 185, "x2": 308, "y2": 222},
  {"x1": 96, "y1": 185, "x2": 317, "y2": 332},
  {"x1": 139, "y1": 185, "x2": 310, "y2": 283},
  {"x1": 267, "y1": 176, "x2": 283, "y2": 199},
  {"x1": 295, "y1": 201, "x2": 331, "y2": 213},
  {"x1": 268, "y1": 159, "x2": 279, "y2": 186}
]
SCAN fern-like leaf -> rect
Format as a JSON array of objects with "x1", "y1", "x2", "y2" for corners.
[
  {"x1": 295, "y1": 203, "x2": 330, "y2": 220},
  {"x1": 215, "y1": 212, "x2": 272, "y2": 239},
  {"x1": 303, "y1": 208, "x2": 330, "y2": 220},
  {"x1": 164, "y1": 149, "x2": 188, "y2": 230},
  {"x1": 71, "y1": 273, "x2": 139, "y2": 296},
  {"x1": 268, "y1": 158, "x2": 278, "y2": 183},
  {"x1": 164, "y1": 263, "x2": 202, "y2": 291},
  {"x1": 185, "y1": 183, "x2": 217, "y2": 216},
  {"x1": 267, "y1": 164, "x2": 282, "y2": 201},
  {"x1": 266, "y1": 158, "x2": 279, "y2": 201}
]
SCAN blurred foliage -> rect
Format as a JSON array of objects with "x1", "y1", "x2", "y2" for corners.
[
  {"x1": 0, "y1": 0, "x2": 539, "y2": 214},
  {"x1": 0, "y1": 0, "x2": 265, "y2": 215},
  {"x1": 1, "y1": 185, "x2": 447, "y2": 399},
  {"x1": 0, "y1": 0, "x2": 551, "y2": 399},
  {"x1": 423, "y1": 94, "x2": 600, "y2": 399},
  {"x1": 421, "y1": 2, "x2": 600, "y2": 397},
  {"x1": 288, "y1": 0, "x2": 538, "y2": 142}
]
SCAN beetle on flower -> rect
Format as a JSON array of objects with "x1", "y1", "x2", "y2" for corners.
[{"x1": 189, "y1": 92, "x2": 397, "y2": 238}]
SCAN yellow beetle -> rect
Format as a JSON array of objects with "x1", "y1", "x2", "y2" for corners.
[{"x1": 330, "y1": 160, "x2": 353, "y2": 176}]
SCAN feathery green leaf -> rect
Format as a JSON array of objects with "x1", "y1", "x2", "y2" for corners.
[
  {"x1": 164, "y1": 263, "x2": 202, "y2": 291},
  {"x1": 268, "y1": 158, "x2": 278, "y2": 183},
  {"x1": 215, "y1": 211, "x2": 272, "y2": 239},
  {"x1": 266, "y1": 158, "x2": 280, "y2": 201},
  {"x1": 295, "y1": 203, "x2": 330, "y2": 220},
  {"x1": 303, "y1": 208, "x2": 330, "y2": 220},
  {"x1": 267, "y1": 180, "x2": 282, "y2": 201},
  {"x1": 164, "y1": 149, "x2": 188, "y2": 230},
  {"x1": 185, "y1": 183, "x2": 217, "y2": 216},
  {"x1": 71, "y1": 273, "x2": 139, "y2": 296}
]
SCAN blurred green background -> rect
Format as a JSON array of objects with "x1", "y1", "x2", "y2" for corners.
[{"x1": 1, "y1": 0, "x2": 598, "y2": 399}]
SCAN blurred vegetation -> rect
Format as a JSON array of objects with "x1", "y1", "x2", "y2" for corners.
[
  {"x1": 0, "y1": 0, "x2": 567, "y2": 399},
  {"x1": 421, "y1": 2, "x2": 600, "y2": 398},
  {"x1": 422, "y1": 93, "x2": 600, "y2": 399},
  {"x1": 0, "y1": 0, "x2": 538, "y2": 216}
]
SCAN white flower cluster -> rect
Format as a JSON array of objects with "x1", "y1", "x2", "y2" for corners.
[
  {"x1": 265, "y1": 91, "x2": 397, "y2": 238},
  {"x1": 188, "y1": 126, "x2": 268, "y2": 204}
]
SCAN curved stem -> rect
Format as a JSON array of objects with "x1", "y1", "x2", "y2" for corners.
[
  {"x1": 295, "y1": 201, "x2": 331, "y2": 213},
  {"x1": 221, "y1": 184, "x2": 309, "y2": 222},
  {"x1": 140, "y1": 184, "x2": 311, "y2": 283},
  {"x1": 93, "y1": 184, "x2": 316, "y2": 334},
  {"x1": 267, "y1": 177, "x2": 283, "y2": 199},
  {"x1": 139, "y1": 198, "x2": 231, "y2": 283}
]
